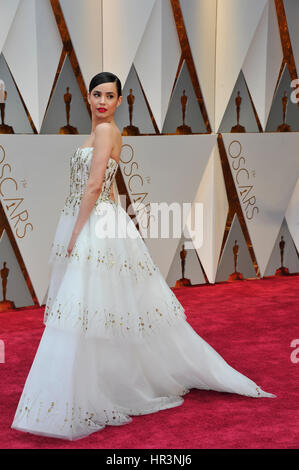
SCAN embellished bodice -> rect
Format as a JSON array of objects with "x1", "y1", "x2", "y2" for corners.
[{"x1": 63, "y1": 147, "x2": 118, "y2": 215}]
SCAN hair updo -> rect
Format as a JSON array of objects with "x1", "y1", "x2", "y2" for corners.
[{"x1": 89, "y1": 72, "x2": 122, "y2": 98}]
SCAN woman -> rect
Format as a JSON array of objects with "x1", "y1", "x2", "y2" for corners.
[{"x1": 11, "y1": 72, "x2": 275, "y2": 441}]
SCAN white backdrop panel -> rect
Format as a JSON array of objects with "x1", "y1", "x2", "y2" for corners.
[
  {"x1": 285, "y1": 177, "x2": 299, "y2": 253},
  {"x1": 0, "y1": 0, "x2": 20, "y2": 55},
  {"x1": 3, "y1": 0, "x2": 38, "y2": 128},
  {"x1": 134, "y1": 0, "x2": 181, "y2": 131},
  {"x1": 102, "y1": 0, "x2": 155, "y2": 90},
  {"x1": 36, "y1": 0, "x2": 63, "y2": 132},
  {"x1": 3, "y1": 0, "x2": 62, "y2": 132},
  {"x1": 215, "y1": 0, "x2": 267, "y2": 131},
  {"x1": 187, "y1": 142, "x2": 228, "y2": 283},
  {"x1": 119, "y1": 134, "x2": 217, "y2": 278},
  {"x1": 0, "y1": 135, "x2": 85, "y2": 305},
  {"x1": 223, "y1": 133, "x2": 299, "y2": 277},
  {"x1": 243, "y1": 0, "x2": 282, "y2": 130},
  {"x1": 180, "y1": 0, "x2": 217, "y2": 131},
  {"x1": 60, "y1": 0, "x2": 102, "y2": 89}
]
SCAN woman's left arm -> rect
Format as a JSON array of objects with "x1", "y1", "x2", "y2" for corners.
[{"x1": 67, "y1": 123, "x2": 113, "y2": 256}]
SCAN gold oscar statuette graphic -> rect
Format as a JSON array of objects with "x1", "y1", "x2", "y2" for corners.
[
  {"x1": 0, "y1": 261, "x2": 16, "y2": 312},
  {"x1": 175, "y1": 244, "x2": 191, "y2": 287},
  {"x1": 176, "y1": 90, "x2": 192, "y2": 134},
  {"x1": 122, "y1": 88, "x2": 140, "y2": 136},
  {"x1": 277, "y1": 91, "x2": 291, "y2": 132},
  {"x1": 59, "y1": 86, "x2": 78, "y2": 134},
  {"x1": 0, "y1": 79, "x2": 14, "y2": 134},
  {"x1": 228, "y1": 240, "x2": 244, "y2": 281},
  {"x1": 275, "y1": 235, "x2": 290, "y2": 276},
  {"x1": 231, "y1": 91, "x2": 245, "y2": 133}
]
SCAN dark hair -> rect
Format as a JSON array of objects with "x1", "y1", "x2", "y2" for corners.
[{"x1": 89, "y1": 72, "x2": 122, "y2": 97}]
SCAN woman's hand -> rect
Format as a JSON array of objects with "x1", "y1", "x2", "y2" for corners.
[{"x1": 67, "y1": 232, "x2": 78, "y2": 257}]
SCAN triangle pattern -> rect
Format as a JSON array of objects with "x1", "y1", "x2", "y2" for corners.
[
  {"x1": 218, "y1": 70, "x2": 259, "y2": 133},
  {"x1": 215, "y1": 213, "x2": 257, "y2": 282},
  {"x1": 40, "y1": 54, "x2": 91, "y2": 134},
  {"x1": 265, "y1": 63, "x2": 299, "y2": 131},
  {"x1": 162, "y1": 60, "x2": 206, "y2": 134},
  {"x1": 114, "y1": 63, "x2": 155, "y2": 134},
  {"x1": 0, "y1": 53, "x2": 33, "y2": 133},
  {"x1": 0, "y1": 229, "x2": 33, "y2": 308},
  {"x1": 166, "y1": 233, "x2": 206, "y2": 287},
  {"x1": 264, "y1": 217, "x2": 299, "y2": 275}
]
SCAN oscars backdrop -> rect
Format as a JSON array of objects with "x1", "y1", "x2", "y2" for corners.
[{"x1": 0, "y1": 0, "x2": 298, "y2": 310}]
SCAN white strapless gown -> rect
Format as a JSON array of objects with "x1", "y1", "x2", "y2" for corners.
[{"x1": 11, "y1": 147, "x2": 275, "y2": 441}]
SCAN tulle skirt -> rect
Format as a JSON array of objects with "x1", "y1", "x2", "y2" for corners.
[{"x1": 11, "y1": 198, "x2": 275, "y2": 440}]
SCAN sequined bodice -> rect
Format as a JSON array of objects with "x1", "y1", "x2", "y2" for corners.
[{"x1": 63, "y1": 147, "x2": 118, "y2": 214}]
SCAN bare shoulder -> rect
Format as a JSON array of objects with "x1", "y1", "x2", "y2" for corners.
[
  {"x1": 93, "y1": 123, "x2": 122, "y2": 162},
  {"x1": 94, "y1": 122, "x2": 121, "y2": 142},
  {"x1": 94, "y1": 122, "x2": 114, "y2": 136}
]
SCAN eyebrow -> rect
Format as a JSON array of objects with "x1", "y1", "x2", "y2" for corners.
[{"x1": 93, "y1": 90, "x2": 115, "y2": 94}]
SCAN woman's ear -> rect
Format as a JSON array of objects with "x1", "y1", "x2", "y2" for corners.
[
  {"x1": 87, "y1": 92, "x2": 90, "y2": 106},
  {"x1": 117, "y1": 95, "x2": 122, "y2": 107}
]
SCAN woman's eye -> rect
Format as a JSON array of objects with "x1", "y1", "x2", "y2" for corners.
[{"x1": 93, "y1": 93, "x2": 113, "y2": 98}]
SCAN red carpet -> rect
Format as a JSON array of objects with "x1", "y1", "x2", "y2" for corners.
[{"x1": 1, "y1": 275, "x2": 298, "y2": 449}]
